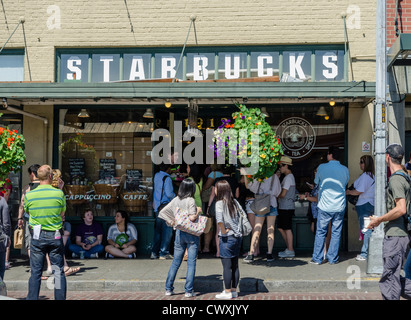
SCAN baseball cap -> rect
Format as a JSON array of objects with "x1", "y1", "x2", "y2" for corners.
[{"x1": 385, "y1": 143, "x2": 404, "y2": 160}]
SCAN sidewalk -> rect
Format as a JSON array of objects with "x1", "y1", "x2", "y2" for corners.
[{"x1": 2, "y1": 252, "x2": 381, "y2": 295}]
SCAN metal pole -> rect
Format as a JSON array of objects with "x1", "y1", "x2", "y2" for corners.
[{"x1": 367, "y1": 0, "x2": 386, "y2": 274}]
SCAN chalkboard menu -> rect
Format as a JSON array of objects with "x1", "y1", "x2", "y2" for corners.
[
  {"x1": 125, "y1": 169, "x2": 142, "y2": 191},
  {"x1": 99, "y1": 159, "x2": 116, "y2": 179},
  {"x1": 69, "y1": 158, "x2": 85, "y2": 179}
]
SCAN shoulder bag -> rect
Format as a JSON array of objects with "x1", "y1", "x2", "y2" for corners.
[
  {"x1": 250, "y1": 177, "x2": 274, "y2": 215},
  {"x1": 234, "y1": 199, "x2": 252, "y2": 237},
  {"x1": 174, "y1": 206, "x2": 208, "y2": 237}
]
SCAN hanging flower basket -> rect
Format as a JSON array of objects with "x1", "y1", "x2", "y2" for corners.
[
  {"x1": 212, "y1": 104, "x2": 283, "y2": 182},
  {"x1": 0, "y1": 119, "x2": 26, "y2": 190}
]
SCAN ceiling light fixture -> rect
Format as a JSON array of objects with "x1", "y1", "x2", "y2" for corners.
[
  {"x1": 78, "y1": 109, "x2": 90, "y2": 118},
  {"x1": 316, "y1": 106, "x2": 328, "y2": 117},
  {"x1": 143, "y1": 108, "x2": 154, "y2": 118},
  {"x1": 329, "y1": 99, "x2": 335, "y2": 106},
  {"x1": 165, "y1": 100, "x2": 172, "y2": 108}
]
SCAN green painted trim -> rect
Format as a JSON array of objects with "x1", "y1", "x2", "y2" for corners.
[{"x1": 0, "y1": 81, "x2": 376, "y2": 100}]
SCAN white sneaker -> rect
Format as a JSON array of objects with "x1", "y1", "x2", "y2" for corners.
[
  {"x1": 355, "y1": 254, "x2": 366, "y2": 261},
  {"x1": 215, "y1": 290, "x2": 232, "y2": 299},
  {"x1": 185, "y1": 291, "x2": 196, "y2": 297},
  {"x1": 278, "y1": 249, "x2": 295, "y2": 258},
  {"x1": 165, "y1": 290, "x2": 174, "y2": 296}
]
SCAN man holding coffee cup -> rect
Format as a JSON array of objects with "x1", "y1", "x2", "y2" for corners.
[{"x1": 368, "y1": 143, "x2": 411, "y2": 300}]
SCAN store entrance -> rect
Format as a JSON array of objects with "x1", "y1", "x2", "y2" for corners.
[{"x1": 165, "y1": 102, "x2": 348, "y2": 253}]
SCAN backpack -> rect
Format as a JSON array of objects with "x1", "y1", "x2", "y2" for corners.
[{"x1": 390, "y1": 171, "x2": 411, "y2": 235}]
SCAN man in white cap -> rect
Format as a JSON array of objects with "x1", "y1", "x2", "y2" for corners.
[{"x1": 277, "y1": 156, "x2": 296, "y2": 258}]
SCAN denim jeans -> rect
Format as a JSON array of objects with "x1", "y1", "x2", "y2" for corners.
[
  {"x1": 355, "y1": 202, "x2": 374, "y2": 258},
  {"x1": 27, "y1": 229, "x2": 66, "y2": 300},
  {"x1": 69, "y1": 243, "x2": 104, "y2": 258},
  {"x1": 0, "y1": 251, "x2": 5, "y2": 282},
  {"x1": 152, "y1": 216, "x2": 173, "y2": 257},
  {"x1": 312, "y1": 208, "x2": 345, "y2": 264},
  {"x1": 165, "y1": 230, "x2": 199, "y2": 293},
  {"x1": 405, "y1": 240, "x2": 411, "y2": 280}
]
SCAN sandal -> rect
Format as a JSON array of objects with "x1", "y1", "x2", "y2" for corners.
[{"x1": 64, "y1": 266, "x2": 80, "y2": 276}]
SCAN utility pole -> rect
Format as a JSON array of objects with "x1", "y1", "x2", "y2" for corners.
[{"x1": 367, "y1": 0, "x2": 386, "y2": 274}]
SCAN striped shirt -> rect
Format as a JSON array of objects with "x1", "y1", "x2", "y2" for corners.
[{"x1": 24, "y1": 184, "x2": 66, "y2": 231}]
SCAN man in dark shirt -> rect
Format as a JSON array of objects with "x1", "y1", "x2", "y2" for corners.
[{"x1": 369, "y1": 144, "x2": 411, "y2": 300}]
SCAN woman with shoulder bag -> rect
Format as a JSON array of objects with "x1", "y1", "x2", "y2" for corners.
[
  {"x1": 214, "y1": 180, "x2": 243, "y2": 299},
  {"x1": 242, "y1": 171, "x2": 281, "y2": 263},
  {"x1": 345, "y1": 155, "x2": 375, "y2": 261},
  {"x1": 162, "y1": 178, "x2": 202, "y2": 297}
]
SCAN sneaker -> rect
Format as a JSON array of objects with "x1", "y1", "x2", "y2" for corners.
[
  {"x1": 150, "y1": 253, "x2": 159, "y2": 259},
  {"x1": 72, "y1": 253, "x2": 79, "y2": 259},
  {"x1": 309, "y1": 259, "x2": 321, "y2": 265},
  {"x1": 90, "y1": 253, "x2": 99, "y2": 259},
  {"x1": 231, "y1": 291, "x2": 238, "y2": 298},
  {"x1": 215, "y1": 290, "x2": 232, "y2": 299},
  {"x1": 165, "y1": 290, "x2": 174, "y2": 296},
  {"x1": 105, "y1": 253, "x2": 114, "y2": 259},
  {"x1": 278, "y1": 249, "x2": 295, "y2": 258},
  {"x1": 266, "y1": 253, "x2": 274, "y2": 262},
  {"x1": 128, "y1": 253, "x2": 137, "y2": 259},
  {"x1": 185, "y1": 291, "x2": 196, "y2": 297},
  {"x1": 243, "y1": 254, "x2": 254, "y2": 263},
  {"x1": 5, "y1": 262, "x2": 10, "y2": 270},
  {"x1": 159, "y1": 254, "x2": 173, "y2": 260},
  {"x1": 356, "y1": 254, "x2": 366, "y2": 261}
]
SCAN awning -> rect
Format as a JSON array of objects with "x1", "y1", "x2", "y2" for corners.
[{"x1": 0, "y1": 80, "x2": 376, "y2": 106}]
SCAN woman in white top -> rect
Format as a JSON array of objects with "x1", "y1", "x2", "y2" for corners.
[
  {"x1": 242, "y1": 172, "x2": 281, "y2": 263},
  {"x1": 105, "y1": 210, "x2": 138, "y2": 258},
  {"x1": 346, "y1": 155, "x2": 375, "y2": 261}
]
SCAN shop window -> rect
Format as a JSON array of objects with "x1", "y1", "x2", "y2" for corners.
[
  {"x1": 0, "y1": 54, "x2": 24, "y2": 81},
  {"x1": 57, "y1": 108, "x2": 154, "y2": 217}
]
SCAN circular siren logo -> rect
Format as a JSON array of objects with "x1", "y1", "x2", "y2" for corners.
[{"x1": 276, "y1": 117, "x2": 316, "y2": 159}]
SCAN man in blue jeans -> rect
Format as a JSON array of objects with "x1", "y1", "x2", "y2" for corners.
[
  {"x1": 151, "y1": 164, "x2": 175, "y2": 259},
  {"x1": 24, "y1": 165, "x2": 67, "y2": 300},
  {"x1": 311, "y1": 146, "x2": 349, "y2": 265}
]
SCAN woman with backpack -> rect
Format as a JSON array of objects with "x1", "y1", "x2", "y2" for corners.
[
  {"x1": 214, "y1": 179, "x2": 244, "y2": 299},
  {"x1": 161, "y1": 178, "x2": 202, "y2": 297}
]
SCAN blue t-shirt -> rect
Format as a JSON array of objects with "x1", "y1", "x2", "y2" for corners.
[{"x1": 315, "y1": 160, "x2": 349, "y2": 213}]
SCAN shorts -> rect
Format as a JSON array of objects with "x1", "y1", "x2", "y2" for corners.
[
  {"x1": 277, "y1": 209, "x2": 295, "y2": 230},
  {"x1": 254, "y1": 206, "x2": 278, "y2": 218}
]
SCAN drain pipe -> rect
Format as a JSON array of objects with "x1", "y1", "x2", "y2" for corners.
[{"x1": 6, "y1": 105, "x2": 49, "y2": 164}]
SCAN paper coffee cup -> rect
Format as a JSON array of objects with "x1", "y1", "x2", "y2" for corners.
[{"x1": 362, "y1": 217, "x2": 371, "y2": 233}]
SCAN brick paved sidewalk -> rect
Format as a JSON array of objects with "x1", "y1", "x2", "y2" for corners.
[{"x1": 7, "y1": 290, "x2": 383, "y2": 300}]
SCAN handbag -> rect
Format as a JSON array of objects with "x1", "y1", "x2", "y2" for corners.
[
  {"x1": 234, "y1": 200, "x2": 252, "y2": 237},
  {"x1": 346, "y1": 184, "x2": 359, "y2": 205},
  {"x1": 250, "y1": 177, "x2": 274, "y2": 215},
  {"x1": 174, "y1": 207, "x2": 208, "y2": 236},
  {"x1": 13, "y1": 227, "x2": 23, "y2": 249}
]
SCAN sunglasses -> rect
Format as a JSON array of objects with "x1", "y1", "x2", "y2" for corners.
[{"x1": 360, "y1": 161, "x2": 364, "y2": 164}]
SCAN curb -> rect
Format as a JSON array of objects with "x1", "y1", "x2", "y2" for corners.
[{"x1": 4, "y1": 278, "x2": 380, "y2": 293}]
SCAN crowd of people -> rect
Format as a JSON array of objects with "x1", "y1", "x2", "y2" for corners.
[{"x1": 0, "y1": 144, "x2": 410, "y2": 300}]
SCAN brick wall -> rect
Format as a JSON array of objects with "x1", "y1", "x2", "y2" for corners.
[
  {"x1": 387, "y1": 0, "x2": 411, "y2": 47},
  {"x1": 0, "y1": 0, "x2": 377, "y2": 81}
]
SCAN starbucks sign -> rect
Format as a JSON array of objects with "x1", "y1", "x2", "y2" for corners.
[{"x1": 276, "y1": 117, "x2": 316, "y2": 159}]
